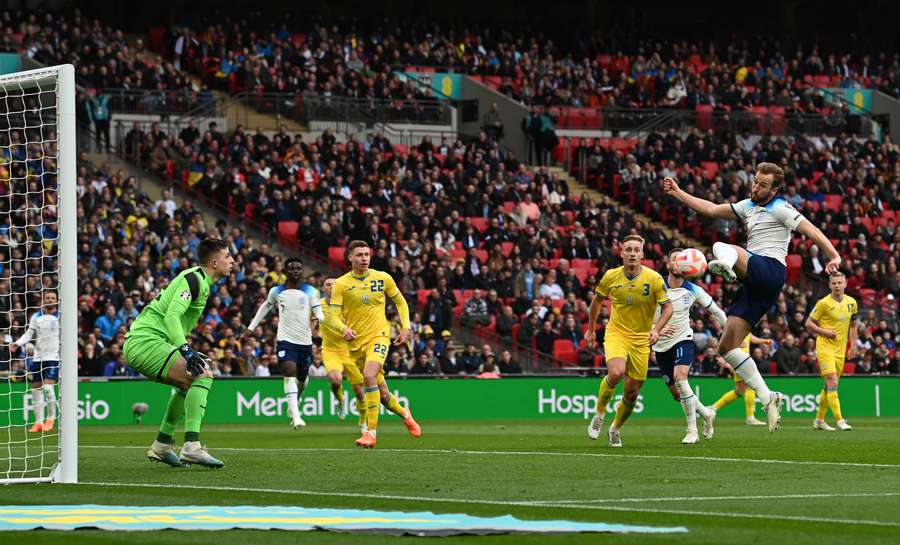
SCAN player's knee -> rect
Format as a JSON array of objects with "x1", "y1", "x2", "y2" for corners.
[{"x1": 623, "y1": 390, "x2": 639, "y2": 404}]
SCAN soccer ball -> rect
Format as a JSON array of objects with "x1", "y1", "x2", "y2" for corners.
[{"x1": 675, "y1": 248, "x2": 707, "y2": 278}]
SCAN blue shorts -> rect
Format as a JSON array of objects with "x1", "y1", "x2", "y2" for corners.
[
  {"x1": 656, "y1": 341, "x2": 694, "y2": 385},
  {"x1": 276, "y1": 340, "x2": 312, "y2": 371},
  {"x1": 728, "y1": 254, "x2": 787, "y2": 326},
  {"x1": 28, "y1": 361, "x2": 59, "y2": 381}
]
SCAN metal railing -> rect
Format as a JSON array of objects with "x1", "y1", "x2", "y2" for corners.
[{"x1": 102, "y1": 88, "x2": 219, "y2": 116}]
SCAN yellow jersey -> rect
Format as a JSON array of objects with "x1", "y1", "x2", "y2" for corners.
[
  {"x1": 740, "y1": 334, "x2": 751, "y2": 352},
  {"x1": 330, "y1": 268, "x2": 399, "y2": 350},
  {"x1": 319, "y1": 297, "x2": 346, "y2": 350},
  {"x1": 596, "y1": 266, "x2": 669, "y2": 342},
  {"x1": 809, "y1": 294, "x2": 858, "y2": 355}
]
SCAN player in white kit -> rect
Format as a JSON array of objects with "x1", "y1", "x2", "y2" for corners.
[
  {"x1": 654, "y1": 249, "x2": 727, "y2": 444},
  {"x1": 11, "y1": 291, "x2": 61, "y2": 433},
  {"x1": 246, "y1": 258, "x2": 323, "y2": 429},
  {"x1": 663, "y1": 163, "x2": 841, "y2": 432}
]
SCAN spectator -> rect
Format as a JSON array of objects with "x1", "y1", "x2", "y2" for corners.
[
  {"x1": 459, "y1": 344, "x2": 482, "y2": 374},
  {"x1": 461, "y1": 289, "x2": 491, "y2": 327},
  {"x1": 86, "y1": 89, "x2": 111, "y2": 152},
  {"x1": 94, "y1": 304, "x2": 123, "y2": 343},
  {"x1": 477, "y1": 359, "x2": 501, "y2": 379},
  {"x1": 440, "y1": 346, "x2": 464, "y2": 375},
  {"x1": 535, "y1": 320, "x2": 558, "y2": 355},
  {"x1": 410, "y1": 352, "x2": 438, "y2": 375},
  {"x1": 774, "y1": 334, "x2": 806, "y2": 374},
  {"x1": 498, "y1": 350, "x2": 523, "y2": 374}
]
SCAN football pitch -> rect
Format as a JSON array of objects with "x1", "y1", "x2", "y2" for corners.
[{"x1": 4, "y1": 417, "x2": 900, "y2": 544}]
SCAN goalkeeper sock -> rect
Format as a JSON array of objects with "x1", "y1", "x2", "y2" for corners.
[
  {"x1": 725, "y1": 348, "x2": 773, "y2": 405},
  {"x1": 31, "y1": 388, "x2": 45, "y2": 424},
  {"x1": 713, "y1": 390, "x2": 739, "y2": 410},
  {"x1": 364, "y1": 386, "x2": 380, "y2": 434},
  {"x1": 816, "y1": 389, "x2": 828, "y2": 420},
  {"x1": 384, "y1": 393, "x2": 408, "y2": 418},
  {"x1": 284, "y1": 377, "x2": 299, "y2": 420},
  {"x1": 184, "y1": 377, "x2": 212, "y2": 443},
  {"x1": 42, "y1": 384, "x2": 57, "y2": 420},
  {"x1": 612, "y1": 397, "x2": 636, "y2": 429},
  {"x1": 826, "y1": 388, "x2": 843, "y2": 421},
  {"x1": 712, "y1": 242, "x2": 738, "y2": 268},
  {"x1": 596, "y1": 376, "x2": 616, "y2": 416},
  {"x1": 744, "y1": 389, "x2": 757, "y2": 418},
  {"x1": 157, "y1": 390, "x2": 186, "y2": 444},
  {"x1": 675, "y1": 380, "x2": 697, "y2": 431},
  {"x1": 356, "y1": 397, "x2": 367, "y2": 427}
]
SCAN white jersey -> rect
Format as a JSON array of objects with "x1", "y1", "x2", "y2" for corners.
[
  {"x1": 15, "y1": 310, "x2": 61, "y2": 362},
  {"x1": 653, "y1": 281, "x2": 727, "y2": 352},
  {"x1": 247, "y1": 283, "x2": 324, "y2": 345},
  {"x1": 730, "y1": 197, "x2": 804, "y2": 265}
]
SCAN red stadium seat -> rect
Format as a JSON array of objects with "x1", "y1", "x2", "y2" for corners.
[
  {"x1": 328, "y1": 247, "x2": 346, "y2": 268},
  {"x1": 786, "y1": 254, "x2": 803, "y2": 283},
  {"x1": 553, "y1": 339, "x2": 575, "y2": 356},
  {"x1": 277, "y1": 221, "x2": 299, "y2": 246},
  {"x1": 468, "y1": 217, "x2": 488, "y2": 233},
  {"x1": 823, "y1": 195, "x2": 843, "y2": 212},
  {"x1": 843, "y1": 362, "x2": 856, "y2": 375},
  {"x1": 555, "y1": 350, "x2": 579, "y2": 366}
]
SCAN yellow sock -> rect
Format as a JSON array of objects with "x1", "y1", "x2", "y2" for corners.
[
  {"x1": 385, "y1": 393, "x2": 408, "y2": 418},
  {"x1": 744, "y1": 389, "x2": 756, "y2": 418},
  {"x1": 826, "y1": 389, "x2": 843, "y2": 421},
  {"x1": 613, "y1": 398, "x2": 636, "y2": 429},
  {"x1": 816, "y1": 389, "x2": 828, "y2": 420},
  {"x1": 356, "y1": 397, "x2": 367, "y2": 427},
  {"x1": 335, "y1": 385, "x2": 345, "y2": 404},
  {"x1": 597, "y1": 377, "x2": 616, "y2": 414},
  {"x1": 364, "y1": 387, "x2": 380, "y2": 432},
  {"x1": 713, "y1": 390, "x2": 739, "y2": 411}
]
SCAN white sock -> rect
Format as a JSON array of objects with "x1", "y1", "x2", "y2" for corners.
[
  {"x1": 724, "y1": 348, "x2": 772, "y2": 404},
  {"x1": 42, "y1": 384, "x2": 57, "y2": 420},
  {"x1": 694, "y1": 397, "x2": 713, "y2": 418},
  {"x1": 675, "y1": 380, "x2": 697, "y2": 431},
  {"x1": 712, "y1": 242, "x2": 738, "y2": 268},
  {"x1": 31, "y1": 388, "x2": 45, "y2": 423},
  {"x1": 284, "y1": 377, "x2": 299, "y2": 419}
]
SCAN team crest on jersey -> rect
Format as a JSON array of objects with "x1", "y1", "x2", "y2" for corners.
[
  {"x1": 362, "y1": 294, "x2": 370, "y2": 304},
  {"x1": 683, "y1": 294, "x2": 691, "y2": 305},
  {"x1": 180, "y1": 290, "x2": 191, "y2": 300}
]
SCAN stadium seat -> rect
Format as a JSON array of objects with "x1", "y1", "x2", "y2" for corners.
[
  {"x1": 785, "y1": 254, "x2": 803, "y2": 283},
  {"x1": 823, "y1": 195, "x2": 843, "y2": 212},
  {"x1": 277, "y1": 221, "x2": 299, "y2": 246},
  {"x1": 553, "y1": 339, "x2": 575, "y2": 355},
  {"x1": 769, "y1": 362, "x2": 778, "y2": 375},
  {"x1": 555, "y1": 350, "x2": 579, "y2": 366},
  {"x1": 468, "y1": 217, "x2": 488, "y2": 233},
  {"x1": 843, "y1": 362, "x2": 857, "y2": 375},
  {"x1": 328, "y1": 247, "x2": 346, "y2": 268}
]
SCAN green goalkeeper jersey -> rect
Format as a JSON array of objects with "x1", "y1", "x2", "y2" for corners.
[{"x1": 126, "y1": 266, "x2": 215, "y2": 346}]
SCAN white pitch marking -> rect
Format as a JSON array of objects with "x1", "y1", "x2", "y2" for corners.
[
  {"x1": 77, "y1": 481, "x2": 900, "y2": 528},
  {"x1": 522, "y1": 492, "x2": 900, "y2": 505},
  {"x1": 80, "y1": 445, "x2": 900, "y2": 469}
]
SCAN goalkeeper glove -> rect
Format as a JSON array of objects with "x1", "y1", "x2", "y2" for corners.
[{"x1": 179, "y1": 343, "x2": 209, "y2": 376}]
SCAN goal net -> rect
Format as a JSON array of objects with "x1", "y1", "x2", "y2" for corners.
[{"x1": 0, "y1": 64, "x2": 77, "y2": 484}]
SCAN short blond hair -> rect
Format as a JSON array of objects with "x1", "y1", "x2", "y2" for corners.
[{"x1": 622, "y1": 235, "x2": 645, "y2": 245}]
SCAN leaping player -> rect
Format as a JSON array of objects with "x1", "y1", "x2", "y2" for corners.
[
  {"x1": 654, "y1": 249, "x2": 725, "y2": 444},
  {"x1": 663, "y1": 163, "x2": 841, "y2": 431},
  {"x1": 245, "y1": 257, "x2": 323, "y2": 430}
]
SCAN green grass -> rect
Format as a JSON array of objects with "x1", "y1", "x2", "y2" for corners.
[{"x1": 3, "y1": 418, "x2": 900, "y2": 544}]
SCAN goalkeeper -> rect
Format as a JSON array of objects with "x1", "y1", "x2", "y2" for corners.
[{"x1": 123, "y1": 239, "x2": 234, "y2": 468}]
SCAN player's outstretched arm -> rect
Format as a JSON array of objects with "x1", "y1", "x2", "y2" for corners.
[
  {"x1": 847, "y1": 319, "x2": 859, "y2": 359},
  {"x1": 650, "y1": 301, "x2": 673, "y2": 346},
  {"x1": 246, "y1": 298, "x2": 273, "y2": 334},
  {"x1": 584, "y1": 294, "x2": 603, "y2": 346},
  {"x1": 661, "y1": 176, "x2": 736, "y2": 219},
  {"x1": 795, "y1": 219, "x2": 841, "y2": 274}
]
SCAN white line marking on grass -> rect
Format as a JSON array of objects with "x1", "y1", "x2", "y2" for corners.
[
  {"x1": 521, "y1": 492, "x2": 900, "y2": 504},
  {"x1": 78, "y1": 481, "x2": 900, "y2": 528},
  {"x1": 80, "y1": 445, "x2": 900, "y2": 469}
]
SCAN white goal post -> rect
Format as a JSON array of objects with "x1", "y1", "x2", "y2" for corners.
[{"x1": 0, "y1": 64, "x2": 77, "y2": 484}]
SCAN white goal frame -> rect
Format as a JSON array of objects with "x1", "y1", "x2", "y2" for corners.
[{"x1": 0, "y1": 64, "x2": 77, "y2": 483}]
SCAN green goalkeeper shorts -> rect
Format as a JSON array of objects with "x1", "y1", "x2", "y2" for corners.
[{"x1": 123, "y1": 333, "x2": 180, "y2": 381}]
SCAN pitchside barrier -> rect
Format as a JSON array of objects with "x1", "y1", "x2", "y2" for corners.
[{"x1": 1, "y1": 377, "x2": 897, "y2": 426}]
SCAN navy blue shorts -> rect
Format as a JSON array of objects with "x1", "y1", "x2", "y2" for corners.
[
  {"x1": 728, "y1": 254, "x2": 787, "y2": 326},
  {"x1": 28, "y1": 360, "x2": 59, "y2": 381},
  {"x1": 656, "y1": 341, "x2": 694, "y2": 385},
  {"x1": 276, "y1": 340, "x2": 312, "y2": 371}
]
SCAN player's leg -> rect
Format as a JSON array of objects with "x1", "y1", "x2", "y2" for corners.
[
  {"x1": 608, "y1": 344, "x2": 649, "y2": 447},
  {"x1": 353, "y1": 383, "x2": 367, "y2": 432},
  {"x1": 357, "y1": 338, "x2": 390, "y2": 448},
  {"x1": 378, "y1": 375, "x2": 421, "y2": 437},
  {"x1": 28, "y1": 367, "x2": 44, "y2": 433},
  {"x1": 813, "y1": 351, "x2": 839, "y2": 430},
  {"x1": 588, "y1": 336, "x2": 627, "y2": 440},
  {"x1": 826, "y1": 370, "x2": 850, "y2": 430},
  {"x1": 342, "y1": 354, "x2": 368, "y2": 432},
  {"x1": 292, "y1": 345, "x2": 314, "y2": 427},
  {"x1": 281, "y1": 361, "x2": 303, "y2": 429},
  {"x1": 708, "y1": 242, "x2": 750, "y2": 283},
  {"x1": 743, "y1": 385, "x2": 760, "y2": 424},
  {"x1": 713, "y1": 385, "x2": 740, "y2": 411},
  {"x1": 718, "y1": 316, "x2": 781, "y2": 431},
  {"x1": 162, "y1": 357, "x2": 223, "y2": 467},
  {"x1": 327, "y1": 369, "x2": 346, "y2": 419},
  {"x1": 40, "y1": 369, "x2": 58, "y2": 431}
]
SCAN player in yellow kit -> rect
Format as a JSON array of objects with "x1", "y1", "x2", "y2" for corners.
[
  {"x1": 319, "y1": 278, "x2": 367, "y2": 431},
  {"x1": 585, "y1": 235, "x2": 673, "y2": 447},
  {"x1": 712, "y1": 334, "x2": 774, "y2": 425},
  {"x1": 325, "y1": 240, "x2": 422, "y2": 448},
  {"x1": 806, "y1": 272, "x2": 858, "y2": 431}
]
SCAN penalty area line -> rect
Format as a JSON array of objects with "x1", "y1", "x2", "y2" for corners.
[
  {"x1": 76, "y1": 481, "x2": 900, "y2": 528},
  {"x1": 80, "y1": 444, "x2": 900, "y2": 469}
]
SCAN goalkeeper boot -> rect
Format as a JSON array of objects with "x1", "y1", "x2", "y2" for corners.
[
  {"x1": 587, "y1": 413, "x2": 605, "y2": 440},
  {"x1": 356, "y1": 431, "x2": 377, "y2": 449},
  {"x1": 147, "y1": 441, "x2": 184, "y2": 467},
  {"x1": 708, "y1": 260, "x2": 737, "y2": 283},
  {"x1": 764, "y1": 392, "x2": 785, "y2": 433},
  {"x1": 28, "y1": 422, "x2": 43, "y2": 433},
  {"x1": 41, "y1": 419, "x2": 55, "y2": 432},
  {"x1": 403, "y1": 410, "x2": 422, "y2": 438},
  {"x1": 813, "y1": 419, "x2": 836, "y2": 431},
  {"x1": 702, "y1": 409, "x2": 716, "y2": 440},
  {"x1": 836, "y1": 419, "x2": 853, "y2": 431},
  {"x1": 180, "y1": 441, "x2": 225, "y2": 468},
  {"x1": 682, "y1": 428, "x2": 700, "y2": 445},
  {"x1": 608, "y1": 426, "x2": 623, "y2": 447}
]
